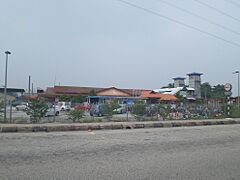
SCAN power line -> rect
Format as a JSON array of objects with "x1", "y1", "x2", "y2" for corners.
[
  {"x1": 156, "y1": 0, "x2": 240, "y2": 36},
  {"x1": 224, "y1": 0, "x2": 240, "y2": 8},
  {"x1": 192, "y1": 0, "x2": 240, "y2": 23},
  {"x1": 115, "y1": 0, "x2": 240, "y2": 48}
]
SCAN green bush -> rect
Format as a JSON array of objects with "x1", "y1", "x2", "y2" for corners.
[
  {"x1": 71, "y1": 95, "x2": 85, "y2": 103},
  {"x1": 229, "y1": 105, "x2": 240, "y2": 118},
  {"x1": 59, "y1": 95, "x2": 71, "y2": 102},
  {"x1": 102, "y1": 100, "x2": 119, "y2": 120},
  {"x1": 25, "y1": 98, "x2": 48, "y2": 123},
  {"x1": 68, "y1": 109, "x2": 85, "y2": 122},
  {"x1": 156, "y1": 104, "x2": 171, "y2": 119},
  {"x1": 131, "y1": 100, "x2": 146, "y2": 120},
  {"x1": 0, "y1": 101, "x2": 4, "y2": 117}
]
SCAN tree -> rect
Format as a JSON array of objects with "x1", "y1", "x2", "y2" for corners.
[
  {"x1": 72, "y1": 95, "x2": 85, "y2": 103},
  {"x1": 89, "y1": 89, "x2": 97, "y2": 96},
  {"x1": 25, "y1": 98, "x2": 48, "y2": 123},
  {"x1": 156, "y1": 104, "x2": 171, "y2": 119},
  {"x1": 212, "y1": 84, "x2": 226, "y2": 98},
  {"x1": 201, "y1": 83, "x2": 227, "y2": 99},
  {"x1": 68, "y1": 109, "x2": 84, "y2": 122},
  {"x1": 102, "y1": 100, "x2": 119, "y2": 120},
  {"x1": 161, "y1": 83, "x2": 174, "y2": 89},
  {"x1": 131, "y1": 100, "x2": 147, "y2": 120},
  {"x1": 59, "y1": 95, "x2": 71, "y2": 102},
  {"x1": 201, "y1": 82, "x2": 212, "y2": 99},
  {"x1": 175, "y1": 92, "x2": 184, "y2": 102}
]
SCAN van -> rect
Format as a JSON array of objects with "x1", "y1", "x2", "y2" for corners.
[{"x1": 89, "y1": 104, "x2": 105, "y2": 116}]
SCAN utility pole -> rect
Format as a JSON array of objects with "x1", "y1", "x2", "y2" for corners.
[
  {"x1": 28, "y1": 76, "x2": 31, "y2": 96},
  {"x1": 53, "y1": 100, "x2": 56, "y2": 122},
  {"x1": 238, "y1": 72, "x2": 239, "y2": 110},
  {"x1": 233, "y1": 71, "x2": 240, "y2": 110},
  {"x1": 32, "y1": 83, "x2": 34, "y2": 95},
  {"x1": 10, "y1": 101, "x2": 12, "y2": 123},
  {"x1": 4, "y1": 51, "x2": 11, "y2": 122}
]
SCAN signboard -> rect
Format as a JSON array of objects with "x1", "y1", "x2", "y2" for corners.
[
  {"x1": 224, "y1": 83, "x2": 232, "y2": 92},
  {"x1": 224, "y1": 91, "x2": 232, "y2": 97}
]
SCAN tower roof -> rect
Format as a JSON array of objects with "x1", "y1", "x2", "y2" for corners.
[
  {"x1": 187, "y1": 72, "x2": 203, "y2": 76},
  {"x1": 173, "y1": 77, "x2": 186, "y2": 80}
]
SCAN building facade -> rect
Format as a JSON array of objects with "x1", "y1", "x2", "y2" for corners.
[
  {"x1": 173, "y1": 77, "x2": 185, "y2": 88},
  {"x1": 187, "y1": 72, "x2": 203, "y2": 99}
]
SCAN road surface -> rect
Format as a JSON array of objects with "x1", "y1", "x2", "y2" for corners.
[{"x1": 0, "y1": 125, "x2": 240, "y2": 180}]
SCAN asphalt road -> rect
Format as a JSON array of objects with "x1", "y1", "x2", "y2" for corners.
[{"x1": 0, "y1": 125, "x2": 240, "y2": 180}]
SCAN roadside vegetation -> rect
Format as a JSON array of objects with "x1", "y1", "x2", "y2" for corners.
[
  {"x1": 1, "y1": 82, "x2": 239, "y2": 124},
  {"x1": 68, "y1": 109, "x2": 84, "y2": 122},
  {"x1": 25, "y1": 98, "x2": 48, "y2": 123},
  {"x1": 131, "y1": 100, "x2": 146, "y2": 120},
  {"x1": 102, "y1": 100, "x2": 119, "y2": 120},
  {"x1": 0, "y1": 101, "x2": 4, "y2": 121}
]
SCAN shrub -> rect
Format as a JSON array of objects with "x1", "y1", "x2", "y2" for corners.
[
  {"x1": 25, "y1": 98, "x2": 48, "y2": 123},
  {"x1": 71, "y1": 95, "x2": 85, "y2": 103},
  {"x1": 102, "y1": 100, "x2": 119, "y2": 120},
  {"x1": 59, "y1": 95, "x2": 71, "y2": 102},
  {"x1": 229, "y1": 105, "x2": 240, "y2": 118},
  {"x1": 156, "y1": 104, "x2": 171, "y2": 119},
  {"x1": 0, "y1": 101, "x2": 4, "y2": 117},
  {"x1": 68, "y1": 109, "x2": 84, "y2": 122},
  {"x1": 131, "y1": 100, "x2": 147, "y2": 120},
  {"x1": 102, "y1": 104, "x2": 113, "y2": 120}
]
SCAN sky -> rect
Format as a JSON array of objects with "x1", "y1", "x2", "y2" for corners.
[{"x1": 0, "y1": 0, "x2": 240, "y2": 95}]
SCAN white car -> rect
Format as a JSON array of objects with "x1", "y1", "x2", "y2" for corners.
[
  {"x1": 16, "y1": 103, "x2": 28, "y2": 111},
  {"x1": 45, "y1": 106, "x2": 61, "y2": 117},
  {"x1": 113, "y1": 104, "x2": 127, "y2": 114},
  {"x1": 57, "y1": 101, "x2": 71, "y2": 111}
]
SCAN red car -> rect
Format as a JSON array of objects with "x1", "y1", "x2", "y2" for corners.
[{"x1": 74, "y1": 105, "x2": 91, "y2": 111}]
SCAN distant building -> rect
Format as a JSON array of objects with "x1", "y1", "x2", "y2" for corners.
[
  {"x1": 0, "y1": 87, "x2": 25, "y2": 98},
  {"x1": 155, "y1": 72, "x2": 204, "y2": 100},
  {"x1": 187, "y1": 72, "x2": 203, "y2": 99},
  {"x1": 140, "y1": 90, "x2": 177, "y2": 102},
  {"x1": 173, "y1": 77, "x2": 185, "y2": 88},
  {"x1": 39, "y1": 86, "x2": 148, "y2": 103},
  {"x1": 0, "y1": 93, "x2": 16, "y2": 103},
  {"x1": 154, "y1": 87, "x2": 195, "y2": 100}
]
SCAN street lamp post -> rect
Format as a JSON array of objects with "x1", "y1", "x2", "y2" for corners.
[
  {"x1": 4, "y1": 51, "x2": 11, "y2": 122},
  {"x1": 233, "y1": 71, "x2": 240, "y2": 110}
]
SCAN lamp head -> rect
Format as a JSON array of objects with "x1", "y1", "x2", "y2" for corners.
[{"x1": 5, "y1": 51, "x2": 11, "y2": 55}]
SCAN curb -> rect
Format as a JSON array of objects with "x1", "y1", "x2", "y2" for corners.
[{"x1": 0, "y1": 119, "x2": 240, "y2": 133}]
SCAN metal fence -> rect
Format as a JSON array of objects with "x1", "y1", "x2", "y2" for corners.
[{"x1": 1, "y1": 101, "x2": 239, "y2": 124}]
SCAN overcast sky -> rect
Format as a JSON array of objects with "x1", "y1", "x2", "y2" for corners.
[{"x1": 0, "y1": 0, "x2": 240, "y2": 95}]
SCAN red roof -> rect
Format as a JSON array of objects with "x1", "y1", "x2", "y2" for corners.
[
  {"x1": 140, "y1": 91, "x2": 177, "y2": 101},
  {"x1": 39, "y1": 86, "x2": 149, "y2": 98}
]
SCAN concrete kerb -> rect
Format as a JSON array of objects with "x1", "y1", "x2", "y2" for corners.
[
  {"x1": 184, "y1": 121, "x2": 197, "y2": 127},
  {"x1": 0, "y1": 119, "x2": 240, "y2": 133},
  {"x1": 1, "y1": 126, "x2": 18, "y2": 133},
  {"x1": 133, "y1": 123, "x2": 145, "y2": 129},
  {"x1": 16, "y1": 126, "x2": 33, "y2": 132}
]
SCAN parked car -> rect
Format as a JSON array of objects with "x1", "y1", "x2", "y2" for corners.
[
  {"x1": 113, "y1": 104, "x2": 127, "y2": 114},
  {"x1": 45, "y1": 105, "x2": 61, "y2": 117},
  {"x1": 90, "y1": 104, "x2": 105, "y2": 116},
  {"x1": 12, "y1": 100, "x2": 26, "y2": 107},
  {"x1": 16, "y1": 102, "x2": 28, "y2": 111},
  {"x1": 57, "y1": 101, "x2": 71, "y2": 111},
  {"x1": 74, "y1": 104, "x2": 91, "y2": 111}
]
